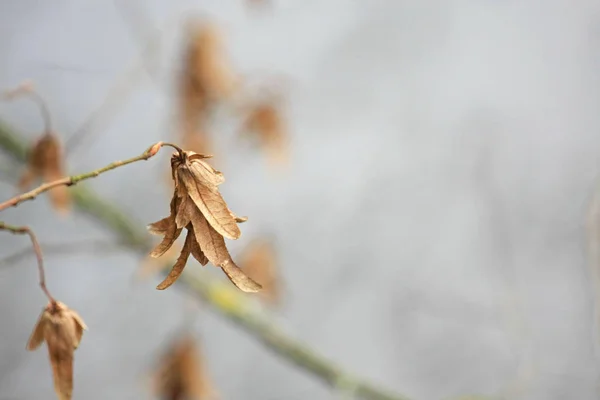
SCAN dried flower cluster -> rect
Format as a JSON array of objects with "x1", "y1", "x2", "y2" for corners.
[
  {"x1": 151, "y1": 334, "x2": 218, "y2": 400},
  {"x1": 27, "y1": 301, "x2": 87, "y2": 400},
  {"x1": 148, "y1": 149, "x2": 261, "y2": 292}
]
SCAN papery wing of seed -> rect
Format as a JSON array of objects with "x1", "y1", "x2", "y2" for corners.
[
  {"x1": 187, "y1": 154, "x2": 225, "y2": 186},
  {"x1": 147, "y1": 216, "x2": 171, "y2": 235},
  {"x1": 67, "y1": 310, "x2": 87, "y2": 349},
  {"x1": 178, "y1": 167, "x2": 241, "y2": 240},
  {"x1": 156, "y1": 231, "x2": 193, "y2": 290},
  {"x1": 221, "y1": 259, "x2": 262, "y2": 293},
  {"x1": 44, "y1": 312, "x2": 76, "y2": 400},
  {"x1": 148, "y1": 192, "x2": 179, "y2": 235},
  {"x1": 149, "y1": 225, "x2": 182, "y2": 258},
  {"x1": 187, "y1": 226, "x2": 209, "y2": 265},
  {"x1": 26, "y1": 310, "x2": 48, "y2": 351},
  {"x1": 189, "y1": 208, "x2": 230, "y2": 265},
  {"x1": 175, "y1": 195, "x2": 194, "y2": 229}
]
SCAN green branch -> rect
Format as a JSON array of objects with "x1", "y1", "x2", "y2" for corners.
[{"x1": 0, "y1": 119, "x2": 408, "y2": 400}]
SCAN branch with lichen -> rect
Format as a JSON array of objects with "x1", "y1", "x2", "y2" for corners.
[{"x1": 0, "y1": 120, "x2": 411, "y2": 400}]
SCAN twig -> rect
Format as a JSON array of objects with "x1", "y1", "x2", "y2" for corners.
[
  {"x1": 0, "y1": 141, "x2": 164, "y2": 211},
  {"x1": 0, "y1": 222, "x2": 55, "y2": 303},
  {"x1": 0, "y1": 122, "x2": 413, "y2": 400}
]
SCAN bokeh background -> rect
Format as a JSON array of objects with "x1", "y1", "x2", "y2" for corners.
[{"x1": 1, "y1": 1, "x2": 600, "y2": 399}]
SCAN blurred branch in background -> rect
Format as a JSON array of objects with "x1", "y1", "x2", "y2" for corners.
[{"x1": 0, "y1": 121, "x2": 411, "y2": 400}]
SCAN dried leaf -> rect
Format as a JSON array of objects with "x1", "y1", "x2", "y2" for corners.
[
  {"x1": 26, "y1": 301, "x2": 87, "y2": 400},
  {"x1": 221, "y1": 259, "x2": 262, "y2": 293},
  {"x1": 239, "y1": 239, "x2": 281, "y2": 306},
  {"x1": 156, "y1": 231, "x2": 193, "y2": 290},
  {"x1": 187, "y1": 227, "x2": 208, "y2": 266},
  {"x1": 149, "y1": 193, "x2": 183, "y2": 258},
  {"x1": 151, "y1": 333, "x2": 218, "y2": 400}
]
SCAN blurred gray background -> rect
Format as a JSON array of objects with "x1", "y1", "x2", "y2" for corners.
[{"x1": 1, "y1": 0, "x2": 600, "y2": 399}]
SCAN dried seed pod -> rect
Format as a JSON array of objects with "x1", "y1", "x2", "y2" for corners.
[
  {"x1": 27, "y1": 301, "x2": 87, "y2": 400},
  {"x1": 151, "y1": 333, "x2": 219, "y2": 400},
  {"x1": 147, "y1": 150, "x2": 261, "y2": 292}
]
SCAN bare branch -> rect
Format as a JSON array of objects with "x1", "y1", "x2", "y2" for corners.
[
  {"x1": 0, "y1": 222, "x2": 55, "y2": 303},
  {"x1": 0, "y1": 141, "x2": 166, "y2": 212}
]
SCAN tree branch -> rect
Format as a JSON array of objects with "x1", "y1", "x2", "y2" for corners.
[
  {"x1": 0, "y1": 222, "x2": 55, "y2": 303},
  {"x1": 0, "y1": 141, "x2": 166, "y2": 211},
  {"x1": 0, "y1": 121, "x2": 409, "y2": 400}
]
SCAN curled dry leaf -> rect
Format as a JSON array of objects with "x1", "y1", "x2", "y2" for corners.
[
  {"x1": 27, "y1": 301, "x2": 87, "y2": 400},
  {"x1": 147, "y1": 150, "x2": 261, "y2": 292},
  {"x1": 239, "y1": 238, "x2": 282, "y2": 307},
  {"x1": 151, "y1": 333, "x2": 218, "y2": 400},
  {"x1": 241, "y1": 101, "x2": 289, "y2": 168}
]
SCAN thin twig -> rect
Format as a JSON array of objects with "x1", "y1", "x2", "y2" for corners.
[
  {"x1": 0, "y1": 141, "x2": 164, "y2": 211},
  {"x1": 0, "y1": 121, "x2": 417, "y2": 400},
  {"x1": 0, "y1": 222, "x2": 55, "y2": 303}
]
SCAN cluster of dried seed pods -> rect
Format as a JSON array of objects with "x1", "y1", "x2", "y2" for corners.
[{"x1": 148, "y1": 149, "x2": 261, "y2": 292}]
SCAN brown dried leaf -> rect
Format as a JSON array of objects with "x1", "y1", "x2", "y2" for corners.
[
  {"x1": 178, "y1": 166, "x2": 241, "y2": 240},
  {"x1": 239, "y1": 239, "x2": 281, "y2": 306},
  {"x1": 156, "y1": 231, "x2": 193, "y2": 290},
  {"x1": 187, "y1": 227, "x2": 208, "y2": 266},
  {"x1": 188, "y1": 208, "x2": 261, "y2": 292},
  {"x1": 26, "y1": 301, "x2": 87, "y2": 400},
  {"x1": 221, "y1": 259, "x2": 262, "y2": 293},
  {"x1": 151, "y1": 334, "x2": 218, "y2": 400},
  {"x1": 149, "y1": 193, "x2": 182, "y2": 258}
]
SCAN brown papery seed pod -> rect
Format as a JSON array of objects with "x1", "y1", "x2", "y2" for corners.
[{"x1": 27, "y1": 301, "x2": 87, "y2": 400}]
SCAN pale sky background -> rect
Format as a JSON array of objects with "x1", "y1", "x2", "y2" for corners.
[{"x1": 1, "y1": 1, "x2": 600, "y2": 399}]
